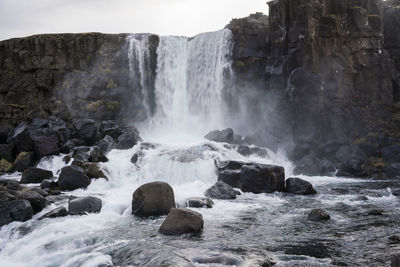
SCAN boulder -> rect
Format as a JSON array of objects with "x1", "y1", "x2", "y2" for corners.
[
  {"x1": 72, "y1": 146, "x2": 91, "y2": 162},
  {"x1": 58, "y1": 165, "x2": 91, "y2": 191},
  {"x1": 4, "y1": 180, "x2": 22, "y2": 191},
  {"x1": 60, "y1": 138, "x2": 85, "y2": 153},
  {"x1": 185, "y1": 197, "x2": 214, "y2": 208},
  {"x1": 81, "y1": 162, "x2": 107, "y2": 179},
  {"x1": 7, "y1": 122, "x2": 33, "y2": 153},
  {"x1": 89, "y1": 146, "x2": 108, "y2": 162},
  {"x1": 73, "y1": 119, "x2": 98, "y2": 145},
  {"x1": 285, "y1": 178, "x2": 317, "y2": 195},
  {"x1": 17, "y1": 189, "x2": 47, "y2": 213},
  {"x1": 29, "y1": 128, "x2": 60, "y2": 158},
  {"x1": 0, "y1": 199, "x2": 33, "y2": 226},
  {"x1": 68, "y1": 196, "x2": 102, "y2": 215},
  {"x1": 96, "y1": 135, "x2": 115, "y2": 154},
  {"x1": 131, "y1": 181, "x2": 175, "y2": 217},
  {"x1": 99, "y1": 120, "x2": 122, "y2": 139},
  {"x1": 205, "y1": 181, "x2": 238, "y2": 200},
  {"x1": 20, "y1": 167, "x2": 53, "y2": 184},
  {"x1": 39, "y1": 206, "x2": 68, "y2": 220},
  {"x1": 217, "y1": 161, "x2": 285, "y2": 193},
  {"x1": 159, "y1": 208, "x2": 204, "y2": 235},
  {"x1": 308, "y1": 209, "x2": 330, "y2": 222},
  {"x1": 13, "y1": 152, "x2": 34, "y2": 172},
  {"x1": 0, "y1": 143, "x2": 15, "y2": 162},
  {"x1": 116, "y1": 127, "x2": 141, "y2": 149},
  {"x1": 205, "y1": 128, "x2": 234, "y2": 143}
]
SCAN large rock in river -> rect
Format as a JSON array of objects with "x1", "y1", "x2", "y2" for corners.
[
  {"x1": 68, "y1": 196, "x2": 102, "y2": 215},
  {"x1": 159, "y1": 208, "x2": 204, "y2": 235},
  {"x1": 0, "y1": 199, "x2": 33, "y2": 226},
  {"x1": 205, "y1": 181, "x2": 238, "y2": 200},
  {"x1": 131, "y1": 181, "x2": 175, "y2": 217},
  {"x1": 285, "y1": 177, "x2": 317, "y2": 195},
  {"x1": 58, "y1": 165, "x2": 91, "y2": 191},
  {"x1": 218, "y1": 160, "x2": 285, "y2": 193}
]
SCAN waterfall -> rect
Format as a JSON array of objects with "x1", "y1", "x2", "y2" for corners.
[
  {"x1": 133, "y1": 29, "x2": 233, "y2": 136},
  {"x1": 127, "y1": 34, "x2": 153, "y2": 118}
]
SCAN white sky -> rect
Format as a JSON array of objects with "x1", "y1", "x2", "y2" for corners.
[{"x1": 0, "y1": 0, "x2": 268, "y2": 41}]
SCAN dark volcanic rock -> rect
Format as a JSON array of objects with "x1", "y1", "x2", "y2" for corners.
[
  {"x1": 0, "y1": 143, "x2": 15, "y2": 163},
  {"x1": 17, "y1": 190, "x2": 47, "y2": 213},
  {"x1": 29, "y1": 127, "x2": 60, "y2": 158},
  {"x1": 68, "y1": 196, "x2": 102, "y2": 215},
  {"x1": 385, "y1": 163, "x2": 400, "y2": 178},
  {"x1": 58, "y1": 165, "x2": 91, "y2": 191},
  {"x1": 131, "y1": 181, "x2": 175, "y2": 217},
  {"x1": 205, "y1": 181, "x2": 238, "y2": 200},
  {"x1": 116, "y1": 127, "x2": 141, "y2": 149},
  {"x1": 89, "y1": 146, "x2": 108, "y2": 162},
  {"x1": 217, "y1": 160, "x2": 285, "y2": 193},
  {"x1": 96, "y1": 135, "x2": 115, "y2": 154},
  {"x1": 81, "y1": 162, "x2": 107, "y2": 179},
  {"x1": 185, "y1": 197, "x2": 214, "y2": 208},
  {"x1": 205, "y1": 128, "x2": 234, "y2": 143},
  {"x1": 159, "y1": 208, "x2": 204, "y2": 235},
  {"x1": 0, "y1": 199, "x2": 33, "y2": 226},
  {"x1": 7, "y1": 122, "x2": 33, "y2": 153},
  {"x1": 60, "y1": 139, "x2": 86, "y2": 154},
  {"x1": 72, "y1": 146, "x2": 91, "y2": 162},
  {"x1": 308, "y1": 209, "x2": 330, "y2": 222},
  {"x1": 73, "y1": 119, "x2": 98, "y2": 145},
  {"x1": 99, "y1": 120, "x2": 122, "y2": 139},
  {"x1": 285, "y1": 178, "x2": 317, "y2": 195},
  {"x1": 13, "y1": 152, "x2": 34, "y2": 172},
  {"x1": 20, "y1": 167, "x2": 53, "y2": 184},
  {"x1": 39, "y1": 206, "x2": 68, "y2": 220},
  {"x1": 0, "y1": 126, "x2": 12, "y2": 144}
]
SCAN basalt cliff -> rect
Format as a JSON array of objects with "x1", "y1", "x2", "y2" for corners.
[{"x1": 0, "y1": 0, "x2": 399, "y2": 178}]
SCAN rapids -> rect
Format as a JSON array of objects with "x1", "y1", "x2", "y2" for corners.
[{"x1": 0, "y1": 29, "x2": 399, "y2": 267}]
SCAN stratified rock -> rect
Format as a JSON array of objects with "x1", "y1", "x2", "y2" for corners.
[
  {"x1": 39, "y1": 206, "x2": 68, "y2": 220},
  {"x1": 116, "y1": 127, "x2": 141, "y2": 149},
  {"x1": 131, "y1": 181, "x2": 175, "y2": 217},
  {"x1": 205, "y1": 181, "x2": 238, "y2": 200},
  {"x1": 0, "y1": 199, "x2": 33, "y2": 226},
  {"x1": 285, "y1": 178, "x2": 317, "y2": 195},
  {"x1": 185, "y1": 197, "x2": 214, "y2": 208},
  {"x1": 159, "y1": 208, "x2": 204, "y2": 235},
  {"x1": 13, "y1": 152, "x2": 34, "y2": 172},
  {"x1": 308, "y1": 209, "x2": 330, "y2": 222},
  {"x1": 68, "y1": 196, "x2": 102, "y2": 215},
  {"x1": 20, "y1": 167, "x2": 53, "y2": 184},
  {"x1": 73, "y1": 119, "x2": 98, "y2": 145},
  {"x1": 17, "y1": 189, "x2": 47, "y2": 213},
  {"x1": 58, "y1": 165, "x2": 91, "y2": 191}
]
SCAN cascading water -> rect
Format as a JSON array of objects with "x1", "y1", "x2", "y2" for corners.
[
  {"x1": 146, "y1": 29, "x2": 233, "y2": 136},
  {"x1": 0, "y1": 29, "x2": 399, "y2": 267},
  {"x1": 127, "y1": 34, "x2": 153, "y2": 118}
]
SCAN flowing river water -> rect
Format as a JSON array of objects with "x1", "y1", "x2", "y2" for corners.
[{"x1": 0, "y1": 29, "x2": 399, "y2": 266}]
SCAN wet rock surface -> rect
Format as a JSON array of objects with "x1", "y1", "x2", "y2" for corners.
[
  {"x1": 68, "y1": 196, "x2": 102, "y2": 215},
  {"x1": 131, "y1": 181, "x2": 175, "y2": 217},
  {"x1": 58, "y1": 165, "x2": 91, "y2": 191},
  {"x1": 159, "y1": 208, "x2": 204, "y2": 235},
  {"x1": 285, "y1": 178, "x2": 317, "y2": 195},
  {"x1": 205, "y1": 181, "x2": 239, "y2": 200}
]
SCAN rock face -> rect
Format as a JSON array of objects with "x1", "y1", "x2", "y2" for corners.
[
  {"x1": 285, "y1": 178, "x2": 317, "y2": 195},
  {"x1": 217, "y1": 160, "x2": 285, "y2": 193},
  {"x1": 68, "y1": 196, "x2": 102, "y2": 215},
  {"x1": 159, "y1": 208, "x2": 204, "y2": 235},
  {"x1": 0, "y1": 33, "x2": 159, "y2": 126},
  {"x1": 58, "y1": 165, "x2": 91, "y2": 191},
  {"x1": 131, "y1": 182, "x2": 175, "y2": 217}
]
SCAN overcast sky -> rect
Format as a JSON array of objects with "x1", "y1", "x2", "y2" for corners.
[{"x1": 0, "y1": 0, "x2": 268, "y2": 41}]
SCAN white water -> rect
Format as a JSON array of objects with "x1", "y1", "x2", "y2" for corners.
[
  {"x1": 144, "y1": 29, "x2": 233, "y2": 136},
  {"x1": 127, "y1": 34, "x2": 152, "y2": 117},
  {"x1": 1, "y1": 29, "x2": 398, "y2": 266}
]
